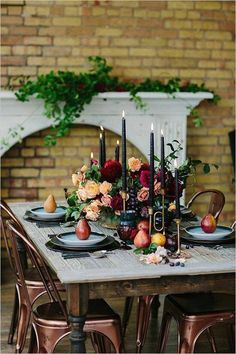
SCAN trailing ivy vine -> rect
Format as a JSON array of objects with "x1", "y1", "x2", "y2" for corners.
[{"x1": 13, "y1": 56, "x2": 219, "y2": 146}]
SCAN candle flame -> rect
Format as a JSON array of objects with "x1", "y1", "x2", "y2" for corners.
[
  {"x1": 174, "y1": 159, "x2": 178, "y2": 168},
  {"x1": 100, "y1": 125, "x2": 104, "y2": 131},
  {"x1": 161, "y1": 129, "x2": 164, "y2": 136},
  {"x1": 100, "y1": 133, "x2": 102, "y2": 139},
  {"x1": 91, "y1": 152, "x2": 94, "y2": 159},
  {"x1": 117, "y1": 140, "x2": 119, "y2": 145},
  {"x1": 151, "y1": 123, "x2": 154, "y2": 131},
  {"x1": 122, "y1": 110, "x2": 125, "y2": 118}
]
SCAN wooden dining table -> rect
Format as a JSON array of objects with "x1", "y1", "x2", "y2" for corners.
[{"x1": 10, "y1": 201, "x2": 235, "y2": 354}]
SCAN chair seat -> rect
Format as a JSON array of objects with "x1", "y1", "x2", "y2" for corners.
[
  {"x1": 34, "y1": 299, "x2": 120, "y2": 325},
  {"x1": 168, "y1": 293, "x2": 235, "y2": 316}
]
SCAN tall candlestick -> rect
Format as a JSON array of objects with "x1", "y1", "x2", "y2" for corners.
[
  {"x1": 121, "y1": 110, "x2": 127, "y2": 192},
  {"x1": 100, "y1": 126, "x2": 106, "y2": 166},
  {"x1": 90, "y1": 152, "x2": 93, "y2": 167},
  {"x1": 99, "y1": 133, "x2": 103, "y2": 167},
  {"x1": 115, "y1": 139, "x2": 120, "y2": 161},
  {"x1": 174, "y1": 159, "x2": 181, "y2": 219},
  {"x1": 160, "y1": 129, "x2": 165, "y2": 189},
  {"x1": 149, "y1": 123, "x2": 154, "y2": 208}
]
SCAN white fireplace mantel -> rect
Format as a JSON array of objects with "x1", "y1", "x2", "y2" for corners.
[{"x1": 0, "y1": 91, "x2": 213, "y2": 161}]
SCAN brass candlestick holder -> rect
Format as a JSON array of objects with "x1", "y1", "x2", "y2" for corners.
[
  {"x1": 121, "y1": 191, "x2": 127, "y2": 211},
  {"x1": 161, "y1": 188, "x2": 165, "y2": 236},
  {"x1": 148, "y1": 207, "x2": 153, "y2": 236},
  {"x1": 175, "y1": 218, "x2": 181, "y2": 255}
]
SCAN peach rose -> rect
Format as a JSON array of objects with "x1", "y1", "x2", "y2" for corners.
[
  {"x1": 128, "y1": 157, "x2": 142, "y2": 172},
  {"x1": 76, "y1": 188, "x2": 88, "y2": 202},
  {"x1": 89, "y1": 200, "x2": 102, "y2": 213},
  {"x1": 99, "y1": 181, "x2": 112, "y2": 195},
  {"x1": 72, "y1": 172, "x2": 84, "y2": 187},
  {"x1": 137, "y1": 187, "x2": 149, "y2": 202},
  {"x1": 86, "y1": 210, "x2": 100, "y2": 221},
  {"x1": 84, "y1": 180, "x2": 100, "y2": 199},
  {"x1": 154, "y1": 181, "x2": 161, "y2": 195},
  {"x1": 101, "y1": 194, "x2": 112, "y2": 207}
]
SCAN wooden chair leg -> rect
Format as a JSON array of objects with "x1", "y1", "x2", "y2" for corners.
[{"x1": 8, "y1": 286, "x2": 19, "y2": 344}]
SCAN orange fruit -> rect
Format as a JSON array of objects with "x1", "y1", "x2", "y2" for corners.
[{"x1": 151, "y1": 233, "x2": 166, "y2": 247}]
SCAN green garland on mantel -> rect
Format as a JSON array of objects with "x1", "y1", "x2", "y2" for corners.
[{"x1": 15, "y1": 56, "x2": 220, "y2": 146}]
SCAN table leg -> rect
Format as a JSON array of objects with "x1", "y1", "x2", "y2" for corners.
[{"x1": 67, "y1": 283, "x2": 89, "y2": 353}]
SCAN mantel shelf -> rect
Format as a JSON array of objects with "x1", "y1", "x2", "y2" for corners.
[{"x1": 0, "y1": 90, "x2": 213, "y2": 159}]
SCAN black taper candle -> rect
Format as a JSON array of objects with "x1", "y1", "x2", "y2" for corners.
[
  {"x1": 115, "y1": 140, "x2": 120, "y2": 161},
  {"x1": 99, "y1": 133, "x2": 103, "y2": 167},
  {"x1": 160, "y1": 130, "x2": 165, "y2": 189},
  {"x1": 122, "y1": 111, "x2": 127, "y2": 191},
  {"x1": 174, "y1": 160, "x2": 181, "y2": 219},
  {"x1": 100, "y1": 126, "x2": 106, "y2": 166},
  {"x1": 149, "y1": 124, "x2": 154, "y2": 207}
]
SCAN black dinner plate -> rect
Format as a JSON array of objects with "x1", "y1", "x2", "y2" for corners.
[
  {"x1": 181, "y1": 232, "x2": 235, "y2": 245},
  {"x1": 46, "y1": 235, "x2": 119, "y2": 252}
]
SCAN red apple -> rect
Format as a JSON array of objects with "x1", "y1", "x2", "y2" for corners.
[
  {"x1": 201, "y1": 213, "x2": 217, "y2": 233},
  {"x1": 137, "y1": 219, "x2": 149, "y2": 233},
  {"x1": 134, "y1": 229, "x2": 151, "y2": 248}
]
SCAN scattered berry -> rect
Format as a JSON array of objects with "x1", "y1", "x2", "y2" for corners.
[
  {"x1": 175, "y1": 261, "x2": 180, "y2": 266},
  {"x1": 180, "y1": 263, "x2": 185, "y2": 267},
  {"x1": 190, "y1": 244, "x2": 194, "y2": 248},
  {"x1": 185, "y1": 245, "x2": 189, "y2": 249},
  {"x1": 169, "y1": 262, "x2": 175, "y2": 267}
]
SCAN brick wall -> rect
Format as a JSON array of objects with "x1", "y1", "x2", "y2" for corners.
[{"x1": 1, "y1": 0, "x2": 235, "y2": 224}]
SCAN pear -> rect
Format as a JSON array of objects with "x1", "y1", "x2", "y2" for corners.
[
  {"x1": 201, "y1": 213, "x2": 217, "y2": 233},
  {"x1": 134, "y1": 229, "x2": 151, "y2": 248},
  {"x1": 44, "y1": 194, "x2": 57, "y2": 213},
  {"x1": 75, "y1": 218, "x2": 91, "y2": 240}
]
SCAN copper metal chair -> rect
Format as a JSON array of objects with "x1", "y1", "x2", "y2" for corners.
[
  {"x1": 6, "y1": 220, "x2": 123, "y2": 354},
  {"x1": 186, "y1": 189, "x2": 225, "y2": 221},
  {"x1": 157, "y1": 292, "x2": 235, "y2": 353},
  {"x1": 122, "y1": 189, "x2": 226, "y2": 353},
  {"x1": 0, "y1": 200, "x2": 65, "y2": 353}
]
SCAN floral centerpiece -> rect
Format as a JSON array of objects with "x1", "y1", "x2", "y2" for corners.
[{"x1": 65, "y1": 140, "x2": 216, "y2": 226}]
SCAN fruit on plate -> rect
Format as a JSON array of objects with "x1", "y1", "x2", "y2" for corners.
[
  {"x1": 137, "y1": 219, "x2": 149, "y2": 233},
  {"x1": 200, "y1": 213, "x2": 217, "y2": 233},
  {"x1": 151, "y1": 233, "x2": 166, "y2": 246},
  {"x1": 134, "y1": 229, "x2": 151, "y2": 248},
  {"x1": 44, "y1": 194, "x2": 57, "y2": 213},
  {"x1": 75, "y1": 218, "x2": 91, "y2": 240}
]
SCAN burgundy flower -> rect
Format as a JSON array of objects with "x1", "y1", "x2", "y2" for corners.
[
  {"x1": 100, "y1": 160, "x2": 122, "y2": 183},
  {"x1": 140, "y1": 170, "x2": 150, "y2": 187},
  {"x1": 111, "y1": 194, "x2": 123, "y2": 211},
  {"x1": 140, "y1": 163, "x2": 150, "y2": 171}
]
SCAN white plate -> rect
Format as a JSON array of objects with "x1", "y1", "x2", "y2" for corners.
[
  {"x1": 30, "y1": 206, "x2": 66, "y2": 219},
  {"x1": 56, "y1": 232, "x2": 107, "y2": 246},
  {"x1": 185, "y1": 226, "x2": 234, "y2": 241}
]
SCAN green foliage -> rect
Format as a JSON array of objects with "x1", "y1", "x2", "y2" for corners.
[
  {"x1": 133, "y1": 242, "x2": 158, "y2": 255},
  {"x1": 15, "y1": 56, "x2": 219, "y2": 146}
]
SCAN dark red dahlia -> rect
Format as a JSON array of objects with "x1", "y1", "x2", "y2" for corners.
[
  {"x1": 110, "y1": 194, "x2": 123, "y2": 211},
  {"x1": 100, "y1": 160, "x2": 122, "y2": 183},
  {"x1": 140, "y1": 170, "x2": 150, "y2": 187}
]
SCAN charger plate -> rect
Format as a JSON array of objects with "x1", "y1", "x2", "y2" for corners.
[
  {"x1": 182, "y1": 231, "x2": 235, "y2": 245},
  {"x1": 30, "y1": 206, "x2": 66, "y2": 220},
  {"x1": 46, "y1": 235, "x2": 117, "y2": 252},
  {"x1": 185, "y1": 225, "x2": 234, "y2": 241},
  {"x1": 56, "y1": 232, "x2": 107, "y2": 247}
]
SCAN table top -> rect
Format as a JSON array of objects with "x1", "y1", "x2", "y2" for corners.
[{"x1": 10, "y1": 202, "x2": 235, "y2": 285}]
